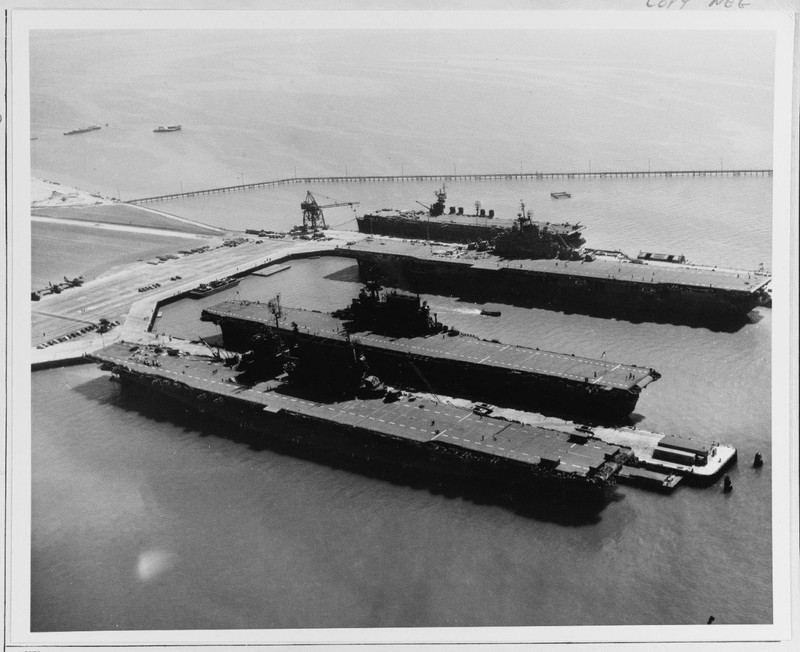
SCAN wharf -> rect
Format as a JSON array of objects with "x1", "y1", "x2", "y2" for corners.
[
  {"x1": 90, "y1": 342, "x2": 628, "y2": 484},
  {"x1": 127, "y1": 169, "x2": 772, "y2": 204},
  {"x1": 203, "y1": 302, "x2": 658, "y2": 393},
  {"x1": 30, "y1": 231, "x2": 363, "y2": 368},
  {"x1": 343, "y1": 237, "x2": 769, "y2": 295}
]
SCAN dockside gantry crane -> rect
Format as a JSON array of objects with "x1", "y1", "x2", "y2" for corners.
[{"x1": 300, "y1": 191, "x2": 360, "y2": 231}]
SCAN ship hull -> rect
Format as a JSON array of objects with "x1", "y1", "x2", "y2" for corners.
[
  {"x1": 215, "y1": 320, "x2": 642, "y2": 421},
  {"x1": 356, "y1": 215, "x2": 584, "y2": 250},
  {"x1": 352, "y1": 254, "x2": 761, "y2": 324},
  {"x1": 357, "y1": 215, "x2": 505, "y2": 243},
  {"x1": 108, "y1": 365, "x2": 614, "y2": 512}
]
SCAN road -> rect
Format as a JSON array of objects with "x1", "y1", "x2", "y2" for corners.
[{"x1": 31, "y1": 231, "x2": 361, "y2": 350}]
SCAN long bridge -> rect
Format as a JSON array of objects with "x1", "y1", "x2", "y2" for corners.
[{"x1": 127, "y1": 168, "x2": 773, "y2": 205}]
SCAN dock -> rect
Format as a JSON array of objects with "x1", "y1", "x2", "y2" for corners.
[
  {"x1": 126, "y1": 169, "x2": 772, "y2": 204},
  {"x1": 30, "y1": 230, "x2": 365, "y2": 367}
]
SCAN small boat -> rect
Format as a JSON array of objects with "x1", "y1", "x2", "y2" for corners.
[
  {"x1": 550, "y1": 191, "x2": 571, "y2": 199},
  {"x1": 64, "y1": 125, "x2": 101, "y2": 136},
  {"x1": 154, "y1": 125, "x2": 182, "y2": 133}
]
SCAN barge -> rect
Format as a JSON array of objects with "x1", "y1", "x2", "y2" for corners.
[
  {"x1": 188, "y1": 276, "x2": 240, "y2": 299},
  {"x1": 637, "y1": 251, "x2": 687, "y2": 264},
  {"x1": 64, "y1": 125, "x2": 101, "y2": 135},
  {"x1": 200, "y1": 286, "x2": 660, "y2": 420},
  {"x1": 340, "y1": 238, "x2": 770, "y2": 322},
  {"x1": 89, "y1": 341, "x2": 633, "y2": 510}
]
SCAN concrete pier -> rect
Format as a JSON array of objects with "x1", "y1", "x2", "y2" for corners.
[{"x1": 31, "y1": 230, "x2": 365, "y2": 368}]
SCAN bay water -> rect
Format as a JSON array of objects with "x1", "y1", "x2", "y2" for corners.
[
  {"x1": 31, "y1": 176, "x2": 773, "y2": 631},
  {"x1": 27, "y1": 28, "x2": 775, "y2": 633}
]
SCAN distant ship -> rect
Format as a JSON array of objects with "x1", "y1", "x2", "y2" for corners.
[
  {"x1": 154, "y1": 125, "x2": 182, "y2": 133},
  {"x1": 63, "y1": 125, "x2": 101, "y2": 136}
]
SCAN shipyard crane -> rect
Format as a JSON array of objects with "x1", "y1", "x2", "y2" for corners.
[{"x1": 300, "y1": 191, "x2": 360, "y2": 231}]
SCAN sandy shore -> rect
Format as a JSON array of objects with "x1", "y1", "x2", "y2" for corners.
[
  {"x1": 30, "y1": 177, "x2": 229, "y2": 290},
  {"x1": 32, "y1": 215, "x2": 216, "y2": 239},
  {"x1": 31, "y1": 177, "x2": 117, "y2": 207},
  {"x1": 31, "y1": 177, "x2": 227, "y2": 235}
]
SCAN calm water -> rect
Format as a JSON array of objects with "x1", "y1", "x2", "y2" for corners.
[
  {"x1": 30, "y1": 30, "x2": 773, "y2": 198},
  {"x1": 32, "y1": 203, "x2": 773, "y2": 630},
  {"x1": 28, "y1": 30, "x2": 776, "y2": 634}
]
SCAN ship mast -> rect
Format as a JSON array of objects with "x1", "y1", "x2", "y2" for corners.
[{"x1": 268, "y1": 294, "x2": 283, "y2": 330}]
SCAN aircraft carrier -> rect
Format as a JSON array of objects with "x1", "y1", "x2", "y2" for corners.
[
  {"x1": 200, "y1": 286, "x2": 660, "y2": 420},
  {"x1": 89, "y1": 341, "x2": 633, "y2": 510},
  {"x1": 341, "y1": 237, "x2": 769, "y2": 321}
]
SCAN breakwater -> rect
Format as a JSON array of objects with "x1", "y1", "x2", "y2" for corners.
[{"x1": 127, "y1": 168, "x2": 773, "y2": 205}]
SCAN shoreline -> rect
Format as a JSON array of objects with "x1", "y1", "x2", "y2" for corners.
[
  {"x1": 31, "y1": 177, "x2": 227, "y2": 235},
  {"x1": 31, "y1": 215, "x2": 218, "y2": 239},
  {"x1": 31, "y1": 177, "x2": 116, "y2": 207}
]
